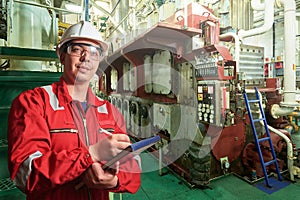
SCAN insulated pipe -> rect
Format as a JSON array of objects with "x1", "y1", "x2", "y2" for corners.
[
  {"x1": 266, "y1": 125, "x2": 294, "y2": 181},
  {"x1": 277, "y1": 0, "x2": 298, "y2": 108},
  {"x1": 238, "y1": 0, "x2": 274, "y2": 38},
  {"x1": 271, "y1": 104, "x2": 294, "y2": 119},
  {"x1": 184, "y1": 0, "x2": 188, "y2": 28},
  {"x1": 264, "y1": 0, "x2": 298, "y2": 117},
  {"x1": 245, "y1": 89, "x2": 295, "y2": 181},
  {"x1": 49, "y1": 9, "x2": 57, "y2": 48},
  {"x1": 219, "y1": 32, "x2": 240, "y2": 73},
  {"x1": 251, "y1": 0, "x2": 265, "y2": 11}
]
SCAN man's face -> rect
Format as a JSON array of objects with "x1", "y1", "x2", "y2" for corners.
[{"x1": 60, "y1": 39, "x2": 103, "y2": 85}]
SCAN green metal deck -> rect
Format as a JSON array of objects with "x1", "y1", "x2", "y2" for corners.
[
  {"x1": 121, "y1": 153, "x2": 300, "y2": 200},
  {"x1": 1, "y1": 152, "x2": 299, "y2": 200}
]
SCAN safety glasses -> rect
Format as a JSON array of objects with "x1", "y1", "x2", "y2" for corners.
[{"x1": 66, "y1": 43, "x2": 104, "y2": 61}]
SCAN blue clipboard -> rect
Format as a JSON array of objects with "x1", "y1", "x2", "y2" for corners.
[
  {"x1": 75, "y1": 135, "x2": 160, "y2": 190},
  {"x1": 102, "y1": 135, "x2": 160, "y2": 170}
]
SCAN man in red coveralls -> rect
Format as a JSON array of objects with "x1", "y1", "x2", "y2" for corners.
[{"x1": 7, "y1": 21, "x2": 141, "y2": 200}]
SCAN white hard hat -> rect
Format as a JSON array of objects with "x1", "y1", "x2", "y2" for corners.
[{"x1": 56, "y1": 20, "x2": 108, "y2": 57}]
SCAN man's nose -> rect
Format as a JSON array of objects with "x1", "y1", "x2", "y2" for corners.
[{"x1": 80, "y1": 50, "x2": 89, "y2": 61}]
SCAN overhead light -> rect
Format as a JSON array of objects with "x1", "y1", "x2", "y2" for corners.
[{"x1": 65, "y1": 3, "x2": 82, "y2": 13}]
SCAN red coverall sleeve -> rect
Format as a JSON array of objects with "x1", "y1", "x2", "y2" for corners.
[
  {"x1": 105, "y1": 104, "x2": 141, "y2": 194},
  {"x1": 7, "y1": 90, "x2": 94, "y2": 194}
]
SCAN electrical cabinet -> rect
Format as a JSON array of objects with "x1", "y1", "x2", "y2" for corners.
[{"x1": 197, "y1": 80, "x2": 227, "y2": 127}]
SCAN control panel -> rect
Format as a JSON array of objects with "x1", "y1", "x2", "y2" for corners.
[{"x1": 197, "y1": 80, "x2": 227, "y2": 127}]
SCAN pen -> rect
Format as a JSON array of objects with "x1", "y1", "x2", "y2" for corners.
[{"x1": 99, "y1": 127, "x2": 113, "y2": 136}]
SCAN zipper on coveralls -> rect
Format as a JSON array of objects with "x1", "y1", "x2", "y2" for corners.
[
  {"x1": 75, "y1": 103, "x2": 90, "y2": 146},
  {"x1": 74, "y1": 102, "x2": 93, "y2": 200},
  {"x1": 82, "y1": 118, "x2": 90, "y2": 146}
]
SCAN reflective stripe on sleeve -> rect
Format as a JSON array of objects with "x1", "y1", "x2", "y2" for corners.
[{"x1": 13, "y1": 151, "x2": 43, "y2": 192}]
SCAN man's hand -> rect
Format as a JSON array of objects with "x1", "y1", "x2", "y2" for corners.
[
  {"x1": 82, "y1": 162, "x2": 119, "y2": 189},
  {"x1": 89, "y1": 133, "x2": 131, "y2": 162}
]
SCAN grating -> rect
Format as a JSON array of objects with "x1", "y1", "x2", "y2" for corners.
[{"x1": 0, "y1": 178, "x2": 17, "y2": 191}]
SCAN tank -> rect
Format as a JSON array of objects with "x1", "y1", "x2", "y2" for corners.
[{"x1": 7, "y1": 0, "x2": 53, "y2": 71}]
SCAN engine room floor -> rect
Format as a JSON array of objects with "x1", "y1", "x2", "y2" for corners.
[
  {"x1": 121, "y1": 153, "x2": 300, "y2": 200},
  {"x1": 1, "y1": 153, "x2": 299, "y2": 200}
]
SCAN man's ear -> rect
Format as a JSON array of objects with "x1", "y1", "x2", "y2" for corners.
[{"x1": 60, "y1": 53, "x2": 66, "y2": 65}]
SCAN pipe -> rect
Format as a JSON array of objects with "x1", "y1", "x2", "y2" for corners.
[
  {"x1": 105, "y1": 0, "x2": 144, "y2": 37},
  {"x1": 266, "y1": 125, "x2": 295, "y2": 181},
  {"x1": 277, "y1": 0, "x2": 298, "y2": 108},
  {"x1": 98, "y1": 0, "x2": 122, "y2": 32},
  {"x1": 265, "y1": 0, "x2": 298, "y2": 117},
  {"x1": 183, "y1": 0, "x2": 188, "y2": 29},
  {"x1": 238, "y1": 0, "x2": 274, "y2": 38},
  {"x1": 89, "y1": 0, "x2": 126, "y2": 36},
  {"x1": 132, "y1": 0, "x2": 137, "y2": 40},
  {"x1": 84, "y1": 0, "x2": 89, "y2": 21},
  {"x1": 270, "y1": 104, "x2": 294, "y2": 119},
  {"x1": 89, "y1": 0, "x2": 111, "y2": 16},
  {"x1": 219, "y1": 32, "x2": 240, "y2": 73},
  {"x1": 251, "y1": 0, "x2": 265, "y2": 11},
  {"x1": 13, "y1": 0, "x2": 81, "y2": 14},
  {"x1": 50, "y1": 9, "x2": 57, "y2": 48},
  {"x1": 246, "y1": 89, "x2": 295, "y2": 181},
  {"x1": 107, "y1": 9, "x2": 134, "y2": 38}
]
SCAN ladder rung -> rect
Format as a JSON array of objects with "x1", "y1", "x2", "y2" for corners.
[
  {"x1": 264, "y1": 159, "x2": 276, "y2": 167},
  {"x1": 248, "y1": 99, "x2": 260, "y2": 103},
  {"x1": 258, "y1": 137, "x2": 270, "y2": 142},
  {"x1": 253, "y1": 118, "x2": 265, "y2": 123}
]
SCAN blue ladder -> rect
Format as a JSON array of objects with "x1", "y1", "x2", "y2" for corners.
[{"x1": 243, "y1": 87, "x2": 282, "y2": 187}]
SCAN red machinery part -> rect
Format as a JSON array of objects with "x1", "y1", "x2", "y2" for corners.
[
  {"x1": 242, "y1": 129, "x2": 290, "y2": 177},
  {"x1": 210, "y1": 121, "x2": 246, "y2": 162}
]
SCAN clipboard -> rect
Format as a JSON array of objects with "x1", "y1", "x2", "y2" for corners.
[
  {"x1": 75, "y1": 135, "x2": 160, "y2": 190},
  {"x1": 102, "y1": 135, "x2": 160, "y2": 170}
]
